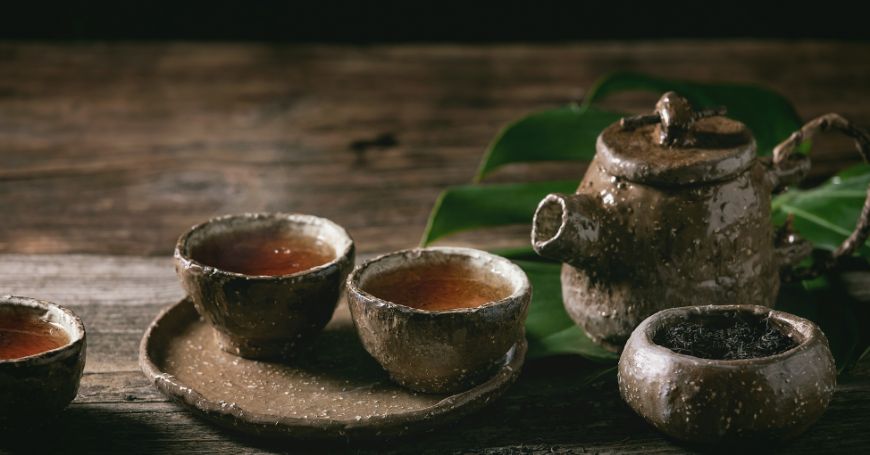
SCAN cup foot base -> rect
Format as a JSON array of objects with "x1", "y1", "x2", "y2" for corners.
[
  {"x1": 212, "y1": 329, "x2": 307, "y2": 360},
  {"x1": 387, "y1": 343, "x2": 517, "y2": 394}
]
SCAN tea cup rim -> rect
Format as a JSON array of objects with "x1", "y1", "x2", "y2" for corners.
[
  {"x1": 174, "y1": 212, "x2": 354, "y2": 281},
  {"x1": 0, "y1": 295, "x2": 86, "y2": 365},
  {"x1": 635, "y1": 304, "x2": 819, "y2": 366},
  {"x1": 347, "y1": 246, "x2": 531, "y2": 315}
]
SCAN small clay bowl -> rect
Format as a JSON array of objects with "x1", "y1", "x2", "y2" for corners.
[
  {"x1": 618, "y1": 304, "x2": 836, "y2": 444},
  {"x1": 347, "y1": 247, "x2": 531, "y2": 394},
  {"x1": 0, "y1": 296, "x2": 86, "y2": 431},
  {"x1": 175, "y1": 213, "x2": 354, "y2": 359}
]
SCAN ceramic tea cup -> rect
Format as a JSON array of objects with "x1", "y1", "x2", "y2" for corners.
[
  {"x1": 175, "y1": 213, "x2": 354, "y2": 359},
  {"x1": 347, "y1": 247, "x2": 531, "y2": 393},
  {"x1": 0, "y1": 296, "x2": 86, "y2": 431},
  {"x1": 618, "y1": 304, "x2": 836, "y2": 444}
]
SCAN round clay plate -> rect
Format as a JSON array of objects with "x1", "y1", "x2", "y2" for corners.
[{"x1": 139, "y1": 297, "x2": 526, "y2": 441}]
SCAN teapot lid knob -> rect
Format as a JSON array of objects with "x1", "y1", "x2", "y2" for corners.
[{"x1": 619, "y1": 92, "x2": 727, "y2": 146}]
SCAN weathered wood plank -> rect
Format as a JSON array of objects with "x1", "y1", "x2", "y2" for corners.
[
  {"x1": 3, "y1": 41, "x2": 870, "y2": 452},
  {"x1": 6, "y1": 365, "x2": 870, "y2": 454},
  {"x1": 2, "y1": 42, "x2": 870, "y2": 256},
  {"x1": 0, "y1": 254, "x2": 868, "y2": 453}
]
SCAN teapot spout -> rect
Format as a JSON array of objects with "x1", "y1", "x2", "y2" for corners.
[{"x1": 532, "y1": 193, "x2": 601, "y2": 267}]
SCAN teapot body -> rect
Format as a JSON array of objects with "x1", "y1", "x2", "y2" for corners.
[
  {"x1": 531, "y1": 93, "x2": 815, "y2": 352},
  {"x1": 560, "y1": 156, "x2": 780, "y2": 351}
]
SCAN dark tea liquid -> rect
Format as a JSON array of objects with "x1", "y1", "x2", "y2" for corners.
[
  {"x1": 0, "y1": 313, "x2": 70, "y2": 360},
  {"x1": 191, "y1": 229, "x2": 335, "y2": 276},
  {"x1": 363, "y1": 262, "x2": 509, "y2": 311}
]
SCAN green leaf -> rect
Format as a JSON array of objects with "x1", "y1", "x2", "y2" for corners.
[
  {"x1": 515, "y1": 260, "x2": 618, "y2": 362},
  {"x1": 489, "y1": 246, "x2": 540, "y2": 261},
  {"x1": 472, "y1": 72, "x2": 805, "y2": 181},
  {"x1": 772, "y1": 164, "x2": 870, "y2": 257},
  {"x1": 418, "y1": 72, "x2": 869, "y2": 368},
  {"x1": 529, "y1": 327, "x2": 619, "y2": 362},
  {"x1": 420, "y1": 180, "x2": 578, "y2": 246},
  {"x1": 583, "y1": 71, "x2": 804, "y2": 156},
  {"x1": 474, "y1": 106, "x2": 622, "y2": 181}
]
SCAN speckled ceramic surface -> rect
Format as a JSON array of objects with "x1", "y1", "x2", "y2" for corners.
[
  {"x1": 347, "y1": 247, "x2": 531, "y2": 394},
  {"x1": 532, "y1": 93, "x2": 813, "y2": 351},
  {"x1": 618, "y1": 305, "x2": 836, "y2": 444},
  {"x1": 0, "y1": 296, "x2": 86, "y2": 431},
  {"x1": 598, "y1": 116, "x2": 756, "y2": 186},
  {"x1": 139, "y1": 297, "x2": 526, "y2": 440},
  {"x1": 174, "y1": 212, "x2": 355, "y2": 359}
]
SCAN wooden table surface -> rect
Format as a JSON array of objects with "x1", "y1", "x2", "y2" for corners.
[{"x1": 2, "y1": 41, "x2": 870, "y2": 453}]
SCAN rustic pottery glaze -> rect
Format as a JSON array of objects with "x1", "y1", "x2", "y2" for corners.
[
  {"x1": 532, "y1": 92, "x2": 815, "y2": 351},
  {"x1": 618, "y1": 304, "x2": 836, "y2": 444},
  {"x1": 0, "y1": 296, "x2": 86, "y2": 430},
  {"x1": 139, "y1": 297, "x2": 526, "y2": 440},
  {"x1": 175, "y1": 213, "x2": 354, "y2": 359},
  {"x1": 347, "y1": 247, "x2": 531, "y2": 394}
]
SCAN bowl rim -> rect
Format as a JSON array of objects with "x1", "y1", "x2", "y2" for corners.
[
  {"x1": 0, "y1": 295, "x2": 86, "y2": 365},
  {"x1": 346, "y1": 246, "x2": 531, "y2": 315},
  {"x1": 635, "y1": 304, "x2": 819, "y2": 366},
  {"x1": 174, "y1": 212, "x2": 354, "y2": 281}
]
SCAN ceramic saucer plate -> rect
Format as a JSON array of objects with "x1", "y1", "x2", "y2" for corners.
[{"x1": 139, "y1": 297, "x2": 526, "y2": 440}]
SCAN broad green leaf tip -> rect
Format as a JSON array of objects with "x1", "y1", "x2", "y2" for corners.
[
  {"x1": 474, "y1": 102, "x2": 586, "y2": 183},
  {"x1": 419, "y1": 180, "x2": 578, "y2": 246},
  {"x1": 420, "y1": 189, "x2": 448, "y2": 247},
  {"x1": 474, "y1": 105, "x2": 622, "y2": 181},
  {"x1": 473, "y1": 112, "x2": 520, "y2": 183}
]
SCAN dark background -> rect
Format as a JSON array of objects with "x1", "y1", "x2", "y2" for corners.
[{"x1": 1, "y1": 0, "x2": 867, "y2": 42}]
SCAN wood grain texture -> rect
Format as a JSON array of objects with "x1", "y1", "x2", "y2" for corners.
[
  {"x1": 2, "y1": 41, "x2": 870, "y2": 453},
  {"x1": 0, "y1": 254, "x2": 869, "y2": 454},
  {"x1": 2, "y1": 41, "x2": 870, "y2": 256}
]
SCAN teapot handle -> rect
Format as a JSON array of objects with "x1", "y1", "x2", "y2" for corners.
[{"x1": 772, "y1": 113, "x2": 870, "y2": 281}]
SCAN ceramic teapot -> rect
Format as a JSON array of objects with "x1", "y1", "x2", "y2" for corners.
[{"x1": 531, "y1": 92, "x2": 870, "y2": 352}]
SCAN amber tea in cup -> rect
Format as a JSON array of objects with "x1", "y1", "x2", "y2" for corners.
[
  {"x1": 175, "y1": 213, "x2": 355, "y2": 359},
  {"x1": 361, "y1": 262, "x2": 509, "y2": 311},
  {"x1": 188, "y1": 228, "x2": 335, "y2": 277},
  {"x1": 1, "y1": 296, "x2": 86, "y2": 430},
  {"x1": 0, "y1": 313, "x2": 70, "y2": 360},
  {"x1": 347, "y1": 247, "x2": 531, "y2": 393}
]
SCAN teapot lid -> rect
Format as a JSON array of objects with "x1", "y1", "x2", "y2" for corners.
[{"x1": 597, "y1": 92, "x2": 756, "y2": 185}]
